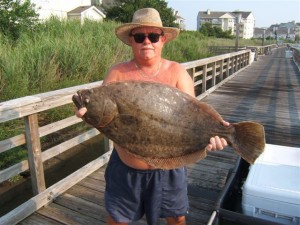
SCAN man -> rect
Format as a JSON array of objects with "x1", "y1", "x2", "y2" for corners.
[{"x1": 76, "y1": 8, "x2": 229, "y2": 225}]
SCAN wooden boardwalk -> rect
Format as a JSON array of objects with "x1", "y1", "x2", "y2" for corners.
[{"x1": 19, "y1": 47, "x2": 300, "y2": 225}]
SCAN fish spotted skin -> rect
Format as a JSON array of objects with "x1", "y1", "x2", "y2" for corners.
[{"x1": 72, "y1": 81, "x2": 265, "y2": 169}]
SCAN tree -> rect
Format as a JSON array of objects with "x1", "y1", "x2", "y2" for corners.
[
  {"x1": 199, "y1": 22, "x2": 234, "y2": 39},
  {"x1": 199, "y1": 23, "x2": 215, "y2": 37},
  {"x1": 0, "y1": 0, "x2": 39, "y2": 40},
  {"x1": 104, "y1": 0, "x2": 178, "y2": 28}
]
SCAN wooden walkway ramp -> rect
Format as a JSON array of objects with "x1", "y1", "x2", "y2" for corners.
[{"x1": 19, "y1": 47, "x2": 300, "y2": 225}]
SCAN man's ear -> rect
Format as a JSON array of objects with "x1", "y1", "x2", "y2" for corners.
[
  {"x1": 128, "y1": 36, "x2": 133, "y2": 46},
  {"x1": 161, "y1": 35, "x2": 167, "y2": 43}
]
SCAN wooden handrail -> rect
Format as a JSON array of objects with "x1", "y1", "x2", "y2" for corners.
[
  {"x1": 246, "y1": 44, "x2": 277, "y2": 60},
  {"x1": 0, "y1": 81, "x2": 103, "y2": 123},
  {"x1": 290, "y1": 46, "x2": 300, "y2": 70}
]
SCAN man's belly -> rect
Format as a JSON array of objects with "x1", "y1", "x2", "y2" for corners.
[{"x1": 114, "y1": 144, "x2": 158, "y2": 170}]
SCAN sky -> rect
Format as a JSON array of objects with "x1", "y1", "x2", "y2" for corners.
[{"x1": 167, "y1": 0, "x2": 300, "y2": 30}]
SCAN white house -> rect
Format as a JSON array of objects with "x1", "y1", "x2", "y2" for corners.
[
  {"x1": 173, "y1": 10, "x2": 185, "y2": 30},
  {"x1": 197, "y1": 9, "x2": 255, "y2": 39},
  {"x1": 197, "y1": 10, "x2": 236, "y2": 34},
  {"x1": 31, "y1": 0, "x2": 106, "y2": 22},
  {"x1": 233, "y1": 11, "x2": 255, "y2": 39},
  {"x1": 67, "y1": 6, "x2": 106, "y2": 24}
]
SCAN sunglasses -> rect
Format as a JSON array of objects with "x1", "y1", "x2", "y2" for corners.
[{"x1": 129, "y1": 32, "x2": 164, "y2": 43}]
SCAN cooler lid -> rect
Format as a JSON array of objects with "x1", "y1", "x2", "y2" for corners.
[{"x1": 243, "y1": 144, "x2": 300, "y2": 205}]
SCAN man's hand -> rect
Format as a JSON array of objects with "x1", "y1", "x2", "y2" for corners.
[{"x1": 206, "y1": 120, "x2": 230, "y2": 151}]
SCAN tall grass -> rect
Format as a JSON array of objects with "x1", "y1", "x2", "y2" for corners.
[
  {"x1": 0, "y1": 18, "x2": 263, "y2": 101},
  {"x1": 0, "y1": 19, "x2": 132, "y2": 101},
  {"x1": 164, "y1": 31, "x2": 212, "y2": 62}
]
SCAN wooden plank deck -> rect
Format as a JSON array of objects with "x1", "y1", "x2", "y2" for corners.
[
  {"x1": 202, "y1": 47, "x2": 300, "y2": 147},
  {"x1": 19, "y1": 47, "x2": 300, "y2": 225}
]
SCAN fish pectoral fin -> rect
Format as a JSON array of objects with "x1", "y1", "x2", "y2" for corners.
[
  {"x1": 142, "y1": 150, "x2": 208, "y2": 169},
  {"x1": 96, "y1": 98, "x2": 118, "y2": 128}
]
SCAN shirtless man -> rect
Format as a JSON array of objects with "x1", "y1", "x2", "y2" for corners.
[{"x1": 76, "y1": 8, "x2": 228, "y2": 225}]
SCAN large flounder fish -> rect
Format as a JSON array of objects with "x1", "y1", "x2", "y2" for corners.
[{"x1": 73, "y1": 81, "x2": 265, "y2": 169}]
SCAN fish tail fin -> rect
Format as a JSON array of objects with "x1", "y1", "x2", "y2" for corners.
[{"x1": 232, "y1": 122, "x2": 265, "y2": 164}]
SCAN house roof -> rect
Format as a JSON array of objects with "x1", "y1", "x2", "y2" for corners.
[
  {"x1": 199, "y1": 10, "x2": 252, "y2": 20},
  {"x1": 175, "y1": 14, "x2": 184, "y2": 20},
  {"x1": 68, "y1": 5, "x2": 105, "y2": 17},
  {"x1": 199, "y1": 11, "x2": 229, "y2": 19},
  {"x1": 232, "y1": 11, "x2": 252, "y2": 19}
]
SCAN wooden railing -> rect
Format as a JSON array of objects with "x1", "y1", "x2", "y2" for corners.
[
  {"x1": 246, "y1": 44, "x2": 277, "y2": 60},
  {"x1": 208, "y1": 46, "x2": 246, "y2": 55},
  {"x1": 0, "y1": 49, "x2": 251, "y2": 225},
  {"x1": 183, "y1": 49, "x2": 251, "y2": 99},
  {"x1": 209, "y1": 44, "x2": 277, "y2": 61},
  {"x1": 290, "y1": 45, "x2": 300, "y2": 70}
]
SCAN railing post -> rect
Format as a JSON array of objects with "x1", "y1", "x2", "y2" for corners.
[
  {"x1": 231, "y1": 57, "x2": 234, "y2": 74},
  {"x1": 226, "y1": 58, "x2": 230, "y2": 77},
  {"x1": 212, "y1": 62, "x2": 216, "y2": 86},
  {"x1": 240, "y1": 54, "x2": 244, "y2": 68},
  {"x1": 192, "y1": 67, "x2": 195, "y2": 81},
  {"x1": 248, "y1": 52, "x2": 251, "y2": 65},
  {"x1": 104, "y1": 137, "x2": 113, "y2": 152},
  {"x1": 220, "y1": 60, "x2": 224, "y2": 81},
  {"x1": 241, "y1": 54, "x2": 244, "y2": 67},
  {"x1": 186, "y1": 68, "x2": 195, "y2": 82},
  {"x1": 202, "y1": 64, "x2": 207, "y2": 93},
  {"x1": 247, "y1": 52, "x2": 250, "y2": 65},
  {"x1": 24, "y1": 114, "x2": 46, "y2": 194}
]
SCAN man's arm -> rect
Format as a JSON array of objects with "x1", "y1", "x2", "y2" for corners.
[
  {"x1": 175, "y1": 63, "x2": 229, "y2": 151},
  {"x1": 175, "y1": 64, "x2": 195, "y2": 97}
]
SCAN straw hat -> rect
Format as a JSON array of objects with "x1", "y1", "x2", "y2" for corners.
[{"x1": 115, "y1": 8, "x2": 180, "y2": 46}]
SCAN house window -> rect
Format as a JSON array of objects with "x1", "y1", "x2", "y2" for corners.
[{"x1": 91, "y1": 0, "x2": 101, "y2": 6}]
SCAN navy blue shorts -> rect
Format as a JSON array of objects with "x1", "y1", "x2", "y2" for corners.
[{"x1": 104, "y1": 149, "x2": 189, "y2": 225}]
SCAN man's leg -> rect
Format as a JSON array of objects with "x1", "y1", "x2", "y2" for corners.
[
  {"x1": 166, "y1": 216, "x2": 186, "y2": 225},
  {"x1": 105, "y1": 150, "x2": 143, "y2": 224}
]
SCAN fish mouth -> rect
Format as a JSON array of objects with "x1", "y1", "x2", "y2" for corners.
[
  {"x1": 72, "y1": 90, "x2": 92, "y2": 109},
  {"x1": 72, "y1": 94, "x2": 83, "y2": 109}
]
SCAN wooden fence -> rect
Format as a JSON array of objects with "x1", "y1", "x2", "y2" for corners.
[
  {"x1": 290, "y1": 45, "x2": 300, "y2": 69},
  {"x1": 208, "y1": 46, "x2": 246, "y2": 55},
  {"x1": 246, "y1": 44, "x2": 277, "y2": 61},
  {"x1": 209, "y1": 44, "x2": 277, "y2": 59},
  {"x1": 0, "y1": 49, "x2": 251, "y2": 224}
]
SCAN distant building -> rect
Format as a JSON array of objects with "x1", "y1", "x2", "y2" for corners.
[
  {"x1": 32, "y1": 0, "x2": 106, "y2": 23},
  {"x1": 197, "y1": 9, "x2": 255, "y2": 39},
  {"x1": 67, "y1": 6, "x2": 106, "y2": 24},
  {"x1": 173, "y1": 10, "x2": 185, "y2": 30},
  {"x1": 254, "y1": 21, "x2": 299, "y2": 41}
]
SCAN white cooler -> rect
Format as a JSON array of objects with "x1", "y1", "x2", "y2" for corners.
[
  {"x1": 285, "y1": 50, "x2": 293, "y2": 58},
  {"x1": 242, "y1": 144, "x2": 300, "y2": 225}
]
